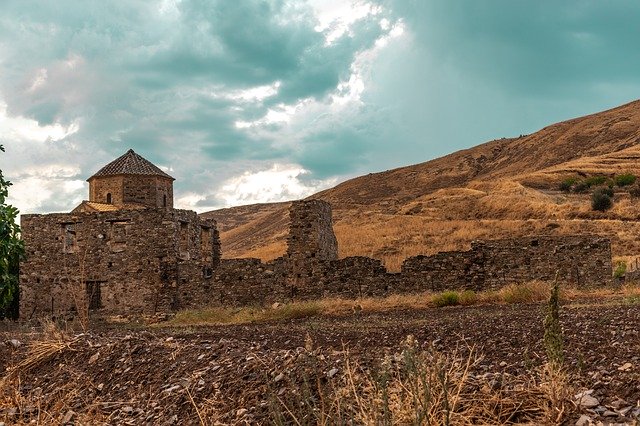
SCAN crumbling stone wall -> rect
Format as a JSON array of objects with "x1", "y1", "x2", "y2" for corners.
[
  {"x1": 20, "y1": 208, "x2": 218, "y2": 318},
  {"x1": 287, "y1": 200, "x2": 338, "y2": 288},
  {"x1": 401, "y1": 236, "x2": 612, "y2": 292}
]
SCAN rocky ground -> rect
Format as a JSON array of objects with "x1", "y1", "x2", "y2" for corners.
[{"x1": 1, "y1": 297, "x2": 640, "y2": 425}]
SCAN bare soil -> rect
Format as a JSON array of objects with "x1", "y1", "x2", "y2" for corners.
[{"x1": 2, "y1": 297, "x2": 640, "y2": 424}]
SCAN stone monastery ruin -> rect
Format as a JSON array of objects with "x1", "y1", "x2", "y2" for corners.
[{"x1": 19, "y1": 150, "x2": 613, "y2": 318}]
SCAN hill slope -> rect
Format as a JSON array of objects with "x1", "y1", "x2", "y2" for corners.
[{"x1": 203, "y1": 100, "x2": 640, "y2": 270}]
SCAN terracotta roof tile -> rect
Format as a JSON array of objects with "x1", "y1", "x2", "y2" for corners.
[
  {"x1": 88, "y1": 149, "x2": 174, "y2": 180},
  {"x1": 71, "y1": 201, "x2": 149, "y2": 213}
]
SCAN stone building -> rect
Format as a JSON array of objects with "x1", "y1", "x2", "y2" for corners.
[{"x1": 19, "y1": 150, "x2": 220, "y2": 319}]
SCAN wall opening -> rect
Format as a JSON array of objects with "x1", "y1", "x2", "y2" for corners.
[
  {"x1": 163, "y1": 194, "x2": 167, "y2": 208},
  {"x1": 86, "y1": 281, "x2": 102, "y2": 310},
  {"x1": 106, "y1": 193, "x2": 112, "y2": 204}
]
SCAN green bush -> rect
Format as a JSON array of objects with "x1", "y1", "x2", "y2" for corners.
[
  {"x1": 584, "y1": 175, "x2": 607, "y2": 187},
  {"x1": 591, "y1": 189, "x2": 613, "y2": 211},
  {"x1": 0, "y1": 145, "x2": 24, "y2": 320},
  {"x1": 614, "y1": 173, "x2": 636, "y2": 187},
  {"x1": 597, "y1": 186, "x2": 614, "y2": 198},
  {"x1": 432, "y1": 291, "x2": 460, "y2": 307},
  {"x1": 558, "y1": 177, "x2": 577, "y2": 192}
]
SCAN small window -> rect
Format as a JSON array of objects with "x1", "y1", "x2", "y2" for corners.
[
  {"x1": 531, "y1": 240, "x2": 539, "y2": 247},
  {"x1": 106, "y1": 193, "x2": 112, "y2": 204},
  {"x1": 163, "y1": 194, "x2": 167, "y2": 207}
]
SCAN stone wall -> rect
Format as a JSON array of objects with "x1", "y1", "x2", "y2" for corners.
[
  {"x1": 88, "y1": 175, "x2": 174, "y2": 209},
  {"x1": 122, "y1": 176, "x2": 173, "y2": 209},
  {"x1": 89, "y1": 176, "x2": 124, "y2": 205},
  {"x1": 20, "y1": 208, "x2": 218, "y2": 318},
  {"x1": 401, "y1": 236, "x2": 612, "y2": 293}
]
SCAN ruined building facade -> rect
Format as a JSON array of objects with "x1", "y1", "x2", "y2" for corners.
[{"x1": 19, "y1": 151, "x2": 614, "y2": 319}]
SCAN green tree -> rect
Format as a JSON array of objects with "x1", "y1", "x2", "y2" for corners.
[{"x1": 0, "y1": 145, "x2": 24, "y2": 319}]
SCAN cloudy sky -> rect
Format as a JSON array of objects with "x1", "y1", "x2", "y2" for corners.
[{"x1": 2, "y1": 1, "x2": 640, "y2": 214}]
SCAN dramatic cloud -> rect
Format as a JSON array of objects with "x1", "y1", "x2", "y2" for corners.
[{"x1": 1, "y1": 1, "x2": 639, "y2": 214}]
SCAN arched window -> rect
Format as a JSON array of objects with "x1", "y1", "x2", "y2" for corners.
[
  {"x1": 106, "y1": 193, "x2": 112, "y2": 204},
  {"x1": 163, "y1": 194, "x2": 167, "y2": 207}
]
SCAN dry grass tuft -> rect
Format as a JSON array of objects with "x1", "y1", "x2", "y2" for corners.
[
  {"x1": 0, "y1": 321, "x2": 78, "y2": 389},
  {"x1": 270, "y1": 336, "x2": 575, "y2": 425}
]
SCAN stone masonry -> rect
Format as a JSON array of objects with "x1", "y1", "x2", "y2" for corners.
[{"x1": 19, "y1": 150, "x2": 615, "y2": 319}]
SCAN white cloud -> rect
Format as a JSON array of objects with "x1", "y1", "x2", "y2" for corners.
[
  {"x1": 217, "y1": 163, "x2": 336, "y2": 207},
  {"x1": 0, "y1": 101, "x2": 79, "y2": 142}
]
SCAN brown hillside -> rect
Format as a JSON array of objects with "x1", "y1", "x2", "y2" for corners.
[{"x1": 203, "y1": 100, "x2": 640, "y2": 270}]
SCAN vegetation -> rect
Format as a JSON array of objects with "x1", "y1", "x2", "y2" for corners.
[
  {"x1": 270, "y1": 337, "x2": 573, "y2": 425},
  {"x1": 543, "y1": 277, "x2": 564, "y2": 367},
  {"x1": 614, "y1": 173, "x2": 637, "y2": 187},
  {"x1": 163, "y1": 281, "x2": 614, "y2": 327},
  {"x1": 614, "y1": 261, "x2": 627, "y2": 279},
  {"x1": 558, "y1": 177, "x2": 577, "y2": 192},
  {"x1": 583, "y1": 175, "x2": 608, "y2": 187},
  {"x1": 591, "y1": 188, "x2": 613, "y2": 211},
  {"x1": 432, "y1": 290, "x2": 460, "y2": 307},
  {"x1": 0, "y1": 145, "x2": 24, "y2": 319}
]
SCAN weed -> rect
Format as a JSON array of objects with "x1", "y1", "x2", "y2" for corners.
[
  {"x1": 613, "y1": 261, "x2": 627, "y2": 279},
  {"x1": 432, "y1": 291, "x2": 460, "y2": 307},
  {"x1": 543, "y1": 276, "x2": 564, "y2": 368}
]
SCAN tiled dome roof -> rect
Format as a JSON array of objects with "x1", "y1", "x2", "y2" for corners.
[{"x1": 88, "y1": 149, "x2": 174, "y2": 180}]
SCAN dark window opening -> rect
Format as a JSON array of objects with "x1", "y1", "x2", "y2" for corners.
[
  {"x1": 86, "y1": 281, "x2": 102, "y2": 310},
  {"x1": 163, "y1": 194, "x2": 167, "y2": 207},
  {"x1": 531, "y1": 240, "x2": 539, "y2": 247},
  {"x1": 203, "y1": 266, "x2": 213, "y2": 279},
  {"x1": 106, "y1": 193, "x2": 112, "y2": 204}
]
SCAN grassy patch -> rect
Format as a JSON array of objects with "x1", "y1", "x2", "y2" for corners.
[
  {"x1": 162, "y1": 281, "x2": 620, "y2": 327},
  {"x1": 494, "y1": 281, "x2": 552, "y2": 304},
  {"x1": 432, "y1": 291, "x2": 460, "y2": 307}
]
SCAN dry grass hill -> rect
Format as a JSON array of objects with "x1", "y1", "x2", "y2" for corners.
[{"x1": 203, "y1": 100, "x2": 640, "y2": 271}]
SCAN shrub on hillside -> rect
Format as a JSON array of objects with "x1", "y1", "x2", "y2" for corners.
[
  {"x1": 597, "y1": 186, "x2": 614, "y2": 198},
  {"x1": 614, "y1": 173, "x2": 637, "y2": 187},
  {"x1": 591, "y1": 189, "x2": 613, "y2": 212},
  {"x1": 630, "y1": 185, "x2": 640, "y2": 198},
  {"x1": 558, "y1": 177, "x2": 577, "y2": 192},
  {"x1": 584, "y1": 175, "x2": 607, "y2": 187}
]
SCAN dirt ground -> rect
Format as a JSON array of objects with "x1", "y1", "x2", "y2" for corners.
[{"x1": 2, "y1": 297, "x2": 640, "y2": 424}]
